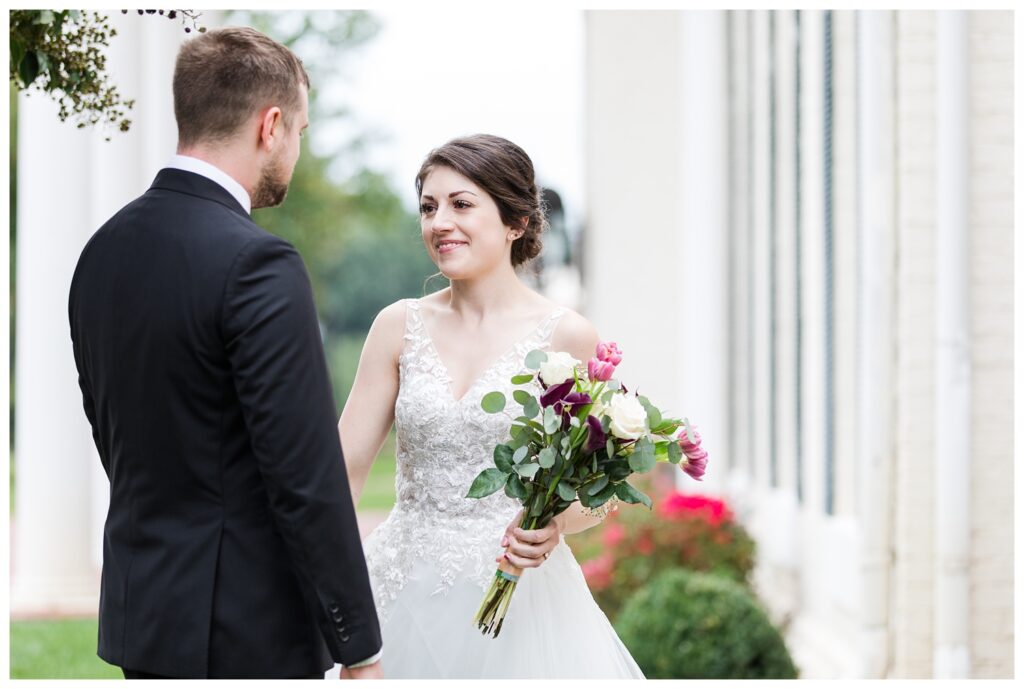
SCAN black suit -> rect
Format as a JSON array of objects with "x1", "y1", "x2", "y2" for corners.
[{"x1": 69, "y1": 168, "x2": 382, "y2": 678}]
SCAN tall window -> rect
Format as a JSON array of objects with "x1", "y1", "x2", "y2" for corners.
[
  {"x1": 746, "y1": 11, "x2": 756, "y2": 482},
  {"x1": 794, "y1": 10, "x2": 805, "y2": 504},
  {"x1": 823, "y1": 10, "x2": 836, "y2": 515},
  {"x1": 769, "y1": 11, "x2": 779, "y2": 489},
  {"x1": 726, "y1": 11, "x2": 737, "y2": 471}
]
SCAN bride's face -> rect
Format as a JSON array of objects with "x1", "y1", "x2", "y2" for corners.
[{"x1": 419, "y1": 166, "x2": 517, "y2": 280}]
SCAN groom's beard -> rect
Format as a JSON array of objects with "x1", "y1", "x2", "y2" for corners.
[{"x1": 251, "y1": 153, "x2": 290, "y2": 209}]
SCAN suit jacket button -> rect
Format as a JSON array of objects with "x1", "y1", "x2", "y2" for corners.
[
  {"x1": 340, "y1": 634, "x2": 351, "y2": 643},
  {"x1": 333, "y1": 614, "x2": 344, "y2": 623},
  {"x1": 329, "y1": 604, "x2": 340, "y2": 613}
]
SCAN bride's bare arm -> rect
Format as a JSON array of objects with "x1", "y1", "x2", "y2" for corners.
[{"x1": 337, "y1": 300, "x2": 406, "y2": 508}]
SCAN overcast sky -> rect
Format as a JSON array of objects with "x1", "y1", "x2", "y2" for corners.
[{"x1": 315, "y1": 6, "x2": 586, "y2": 230}]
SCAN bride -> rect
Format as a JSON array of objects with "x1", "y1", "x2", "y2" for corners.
[{"x1": 336, "y1": 134, "x2": 644, "y2": 679}]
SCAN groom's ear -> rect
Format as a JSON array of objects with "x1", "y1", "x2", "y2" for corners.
[{"x1": 257, "y1": 106, "x2": 283, "y2": 151}]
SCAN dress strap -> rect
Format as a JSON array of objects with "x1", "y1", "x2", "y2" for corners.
[{"x1": 535, "y1": 307, "x2": 566, "y2": 350}]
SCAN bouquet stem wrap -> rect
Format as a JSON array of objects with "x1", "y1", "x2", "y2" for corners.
[{"x1": 473, "y1": 556, "x2": 524, "y2": 638}]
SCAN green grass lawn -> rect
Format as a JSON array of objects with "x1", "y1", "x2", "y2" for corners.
[
  {"x1": 10, "y1": 618, "x2": 121, "y2": 679},
  {"x1": 357, "y1": 430, "x2": 397, "y2": 512}
]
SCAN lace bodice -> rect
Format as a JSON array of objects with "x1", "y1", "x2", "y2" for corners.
[{"x1": 362, "y1": 299, "x2": 565, "y2": 624}]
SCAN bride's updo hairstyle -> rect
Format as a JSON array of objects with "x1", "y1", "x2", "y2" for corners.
[{"x1": 415, "y1": 134, "x2": 547, "y2": 267}]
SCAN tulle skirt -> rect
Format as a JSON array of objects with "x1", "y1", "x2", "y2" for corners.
[{"x1": 328, "y1": 538, "x2": 644, "y2": 679}]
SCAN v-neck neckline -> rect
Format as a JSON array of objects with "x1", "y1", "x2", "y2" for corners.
[{"x1": 413, "y1": 302, "x2": 563, "y2": 404}]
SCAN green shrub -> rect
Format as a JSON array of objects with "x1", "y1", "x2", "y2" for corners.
[
  {"x1": 614, "y1": 568, "x2": 798, "y2": 679},
  {"x1": 570, "y1": 490, "x2": 756, "y2": 621}
]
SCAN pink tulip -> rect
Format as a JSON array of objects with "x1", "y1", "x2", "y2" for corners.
[
  {"x1": 588, "y1": 358, "x2": 616, "y2": 381},
  {"x1": 595, "y1": 341, "x2": 623, "y2": 365},
  {"x1": 683, "y1": 454, "x2": 708, "y2": 481},
  {"x1": 679, "y1": 428, "x2": 702, "y2": 453},
  {"x1": 678, "y1": 427, "x2": 708, "y2": 481}
]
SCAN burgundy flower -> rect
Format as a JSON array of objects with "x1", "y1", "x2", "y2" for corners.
[
  {"x1": 584, "y1": 414, "x2": 606, "y2": 453},
  {"x1": 539, "y1": 379, "x2": 574, "y2": 408},
  {"x1": 563, "y1": 391, "x2": 592, "y2": 407}
]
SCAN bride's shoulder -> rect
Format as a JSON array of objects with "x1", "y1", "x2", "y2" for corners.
[
  {"x1": 365, "y1": 298, "x2": 416, "y2": 358},
  {"x1": 549, "y1": 306, "x2": 600, "y2": 362}
]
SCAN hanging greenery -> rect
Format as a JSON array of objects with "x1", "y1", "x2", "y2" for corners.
[{"x1": 8, "y1": 10, "x2": 205, "y2": 137}]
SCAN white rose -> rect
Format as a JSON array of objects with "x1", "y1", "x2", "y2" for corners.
[
  {"x1": 606, "y1": 394, "x2": 648, "y2": 440},
  {"x1": 538, "y1": 351, "x2": 580, "y2": 386}
]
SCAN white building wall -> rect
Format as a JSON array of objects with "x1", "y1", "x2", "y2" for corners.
[
  {"x1": 965, "y1": 10, "x2": 1014, "y2": 679},
  {"x1": 893, "y1": 10, "x2": 938, "y2": 678},
  {"x1": 586, "y1": 7, "x2": 1012, "y2": 680}
]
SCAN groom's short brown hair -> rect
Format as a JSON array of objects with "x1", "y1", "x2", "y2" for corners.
[{"x1": 173, "y1": 26, "x2": 310, "y2": 147}]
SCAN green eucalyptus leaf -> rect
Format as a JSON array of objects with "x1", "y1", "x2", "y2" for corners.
[
  {"x1": 481, "y1": 391, "x2": 506, "y2": 414},
  {"x1": 523, "y1": 397, "x2": 541, "y2": 419},
  {"x1": 513, "y1": 389, "x2": 534, "y2": 406},
  {"x1": 511, "y1": 373, "x2": 535, "y2": 384},
  {"x1": 609, "y1": 463, "x2": 632, "y2": 480},
  {"x1": 557, "y1": 481, "x2": 577, "y2": 501},
  {"x1": 586, "y1": 474, "x2": 610, "y2": 496},
  {"x1": 538, "y1": 447, "x2": 556, "y2": 469},
  {"x1": 646, "y1": 405, "x2": 662, "y2": 429},
  {"x1": 512, "y1": 446, "x2": 528, "y2": 463},
  {"x1": 606, "y1": 439, "x2": 617, "y2": 460},
  {"x1": 628, "y1": 437, "x2": 657, "y2": 473},
  {"x1": 667, "y1": 441, "x2": 683, "y2": 464},
  {"x1": 516, "y1": 462, "x2": 541, "y2": 480},
  {"x1": 683, "y1": 417, "x2": 696, "y2": 444},
  {"x1": 590, "y1": 482, "x2": 618, "y2": 508},
  {"x1": 543, "y1": 406, "x2": 560, "y2": 434},
  {"x1": 494, "y1": 444, "x2": 515, "y2": 472},
  {"x1": 525, "y1": 349, "x2": 548, "y2": 370},
  {"x1": 616, "y1": 481, "x2": 653, "y2": 509},
  {"x1": 466, "y1": 468, "x2": 507, "y2": 498},
  {"x1": 505, "y1": 473, "x2": 528, "y2": 501}
]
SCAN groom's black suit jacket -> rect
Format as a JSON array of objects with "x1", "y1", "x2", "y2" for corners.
[{"x1": 69, "y1": 169, "x2": 382, "y2": 678}]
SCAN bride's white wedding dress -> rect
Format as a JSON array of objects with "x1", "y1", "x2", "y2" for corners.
[{"x1": 339, "y1": 298, "x2": 643, "y2": 679}]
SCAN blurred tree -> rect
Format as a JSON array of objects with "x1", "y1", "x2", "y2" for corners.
[{"x1": 228, "y1": 10, "x2": 440, "y2": 407}]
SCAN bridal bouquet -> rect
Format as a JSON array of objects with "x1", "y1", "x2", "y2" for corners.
[{"x1": 466, "y1": 341, "x2": 708, "y2": 637}]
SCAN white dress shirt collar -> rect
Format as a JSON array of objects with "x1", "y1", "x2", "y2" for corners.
[{"x1": 167, "y1": 154, "x2": 252, "y2": 214}]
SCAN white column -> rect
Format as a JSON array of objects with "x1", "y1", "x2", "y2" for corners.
[
  {"x1": 933, "y1": 9, "x2": 971, "y2": 679},
  {"x1": 13, "y1": 87, "x2": 100, "y2": 612},
  {"x1": 856, "y1": 10, "x2": 897, "y2": 679},
  {"x1": 676, "y1": 11, "x2": 727, "y2": 497},
  {"x1": 13, "y1": 11, "x2": 188, "y2": 613}
]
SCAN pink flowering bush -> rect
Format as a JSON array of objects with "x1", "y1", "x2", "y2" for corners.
[{"x1": 569, "y1": 488, "x2": 756, "y2": 622}]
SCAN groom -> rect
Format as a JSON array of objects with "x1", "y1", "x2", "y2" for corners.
[{"x1": 69, "y1": 27, "x2": 382, "y2": 679}]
